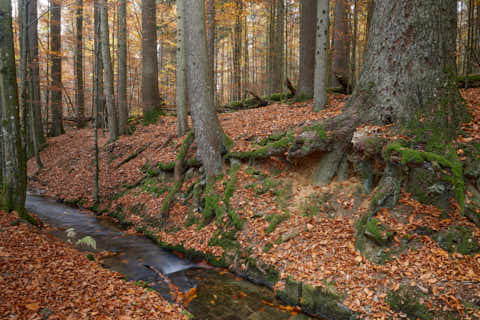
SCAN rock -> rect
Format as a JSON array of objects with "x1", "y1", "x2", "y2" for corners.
[
  {"x1": 184, "y1": 168, "x2": 196, "y2": 180},
  {"x1": 230, "y1": 158, "x2": 242, "y2": 167},
  {"x1": 276, "y1": 277, "x2": 302, "y2": 306},
  {"x1": 300, "y1": 283, "x2": 353, "y2": 320},
  {"x1": 406, "y1": 163, "x2": 455, "y2": 212},
  {"x1": 465, "y1": 184, "x2": 480, "y2": 227},
  {"x1": 363, "y1": 217, "x2": 393, "y2": 246},
  {"x1": 432, "y1": 225, "x2": 479, "y2": 255}
]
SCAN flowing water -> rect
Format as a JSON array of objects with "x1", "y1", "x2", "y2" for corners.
[{"x1": 26, "y1": 195, "x2": 313, "y2": 320}]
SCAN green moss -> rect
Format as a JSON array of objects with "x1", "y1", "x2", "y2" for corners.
[
  {"x1": 208, "y1": 229, "x2": 239, "y2": 250},
  {"x1": 140, "y1": 177, "x2": 169, "y2": 197},
  {"x1": 230, "y1": 101, "x2": 244, "y2": 109},
  {"x1": 387, "y1": 286, "x2": 433, "y2": 320},
  {"x1": 433, "y1": 226, "x2": 479, "y2": 255},
  {"x1": 265, "y1": 213, "x2": 289, "y2": 234},
  {"x1": 87, "y1": 253, "x2": 95, "y2": 261},
  {"x1": 228, "y1": 133, "x2": 294, "y2": 160},
  {"x1": 295, "y1": 94, "x2": 312, "y2": 102},
  {"x1": 301, "y1": 124, "x2": 327, "y2": 139},
  {"x1": 143, "y1": 108, "x2": 166, "y2": 125},
  {"x1": 364, "y1": 217, "x2": 393, "y2": 246},
  {"x1": 385, "y1": 143, "x2": 464, "y2": 211}
]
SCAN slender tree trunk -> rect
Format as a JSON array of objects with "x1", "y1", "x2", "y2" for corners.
[
  {"x1": 117, "y1": 0, "x2": 128, "y2": 135},
  {"x1": 297, "y1": 0, "x2": 317, "y2": 98},
  {"x1": 184, "y1": 0, "x2": 225, "y2": 178},
  {"x1": 351, "y1": 0, "x2": 358, "y2": 87},
  {"x1": 27, "y1": 0, "x2": 44, "y2": 144},
  {"x1": 74, "y1": 0, "x2": 85, "y2": 128},
  {"x1": 271, "y1": 0, "x2": 284, "y2": 94},
  {"x1": 233, "y1": 0, "x2": 242, "y2": 102},
  {"x1": 93, "y1": 0, "x2": 105, "y2": 128},
  {"x1": 141, "y1": 0, "x2": 161, "y2": 114},
  {"x1": 313, "y1": 0, "x2": 329, "y2": 111},
  {"x1": 99, "y1": 0, "x2": 119, "y2": 141},
  {"x1": 49, "y1": 0, "x2": 64, "y2": 137},
  {"x1": 0, "y1": 0, "x2": 26, "y2": 212},
  {"x1": 176, "y1": 0, "x2": 189, "y2": 136},
  {"x1": 207, "y1": 0, "x2": 216, "y2": 105},
  {"x1": 333, "y1": 0, "x2": 350, "y2": 91}
]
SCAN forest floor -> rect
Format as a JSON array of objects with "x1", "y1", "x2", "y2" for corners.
[
  {"x1": 26, "y1": 90, "x2": 480, "y2": 319},
  {"x1": 0, "y1": 210, "x2": 188, "y2": 320}
]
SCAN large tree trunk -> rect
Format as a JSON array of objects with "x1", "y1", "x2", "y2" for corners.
[
  {"x1": 141, "y1": 0, "x2": 161, "y2": 114},
  {"x1": 333, "y1": 0, "x2": 350, "y2": 91},
  {"x1": 0, "y1": 0, "x2": 26, "y2": 212},
  {"x1": 313, "y1": 0, "x2": 329, "y2": 111},
  {"x1": 297, "y1": 0, "x2": 317, "y2": 99},
  {"x1": 99, "y1": 0, "x2": 119, "y2": 141},
  {"x1": 184, "y1": 0, "x2": 224, "y2": 178},
  {"x1": 175, "y1": 0, "x2": 189, "y2": 137},
  {"x1": 49, "y1": 0, "x2": 64, "y2": 137},
  {"x1": 117, "y1": 0, "x2": 128, "y2": 135},
  {"x1": 27, "y1": 0, "x2": 44, "y2": 144},
  {"x1": 291, "y1": 0, "x2": 467, "y2": 187},
  {"x1": 74, "y1": 0, "x2": 85, "y2": 129}
]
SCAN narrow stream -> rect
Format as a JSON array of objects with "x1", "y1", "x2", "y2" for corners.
[{"x1": 26, "y1": 195, "x2": 312, "y2": 320}]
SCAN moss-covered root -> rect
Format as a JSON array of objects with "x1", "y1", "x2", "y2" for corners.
[
  {"x1": 174, "y1": 131, "x2": 194, "y2": 183},
  {"x1": 161, "y1": 131, "x2": 194, "y2": 223}
]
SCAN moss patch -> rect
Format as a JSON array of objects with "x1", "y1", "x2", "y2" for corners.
[
  {"x1": 386, "y1": 143, "x2": 464, "y2": 211},
  {"x1": 386, "y1": 286, "x2": 433, "y2": 320}
]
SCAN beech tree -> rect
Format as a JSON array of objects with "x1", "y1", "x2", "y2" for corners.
[
  {"x1": 333, "y1": 0, "x2": 350, "y2": 91},
  {"x1": 313, "y1": 0, "x2": 329, "y2": 111},
  {"x1": 184, "y1": 0, "x2": 225, "y2": 178},
  {"x1": 100, "y1": 0, "x2": 119, "y2": 141},
  {"x1": 117, "y1": 0, "x2": 128, "y2": 135},
  {"x1": 142, "y1": 0, "x2": 161, "y2": 114},
  {"x1": 0, "y1": 0, "x2": 26, "y2": 212},
  {"x1": 175, "y1": 0, "x2": 189, "y2": 137},
  {"x1": 297, "y1": 0, "x2": 317, "y2": 99},
  {"x1": 49, "y1": 0, "x2": 64, "y2": 137},
  {"x1": 74, "y1": 0, "x2": 85, "y2": 128}
]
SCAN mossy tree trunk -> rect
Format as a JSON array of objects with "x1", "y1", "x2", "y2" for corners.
[
  {"x1": 0, "y1": 0, "x2": 27, "y2": 212},
  {"x1": 292, "y1": 0, "x2": 468, "y2": 188}
]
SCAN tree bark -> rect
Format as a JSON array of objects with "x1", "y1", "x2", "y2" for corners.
[
  {"x1": 297, "y1": 0, "x2": 317, "y2": 99},
  {"x1": 271, "y1": 0, "x2": 284, "y2": 94},
  {"x1": 117, "y1": 0, "x2": 128, "y2": 135},
  {"x1": 141, "y1": 0, "x2": 161, "y2": 114},
  {"x1": 93, "y1": 0, "x2": 105, "y2": 129},
  {"x1": 232, "y1": 0, "x2": 242, "y2": 102},
  {"x1": 333, "y1": 0, "x2": 350, "y2": 91},
  {"x1": 74, "y1": 0, "x2": 85, "y2": 129},
  {"x1": 0, "y1": 0, "x2": 26, "y2": 212},
  {"x1": 99, "y1": 0, "x2": 119, "y2": 141},
  {"x1": 175, "y1": 0, "x2": 189, "y2": 137},
  {"x1": 313, "y1": 0, "x2": 329, "y2": 111},
  {"x1": 207, "y1": 0, "x2": 216, "y2": 105},
  {"x1": 184, "y1": 0, "x2": 225, "y2": 178},
  {"x1": 49, "y1": 0, "x2": 64, "y2": 137},
  {"x1": 27, "y1": 0, "x2": 44, "y2": 144}
]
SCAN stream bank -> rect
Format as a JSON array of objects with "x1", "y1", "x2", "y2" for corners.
[{"x1": 25, "y1": 194, "x2": 315, "y2": 320}]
